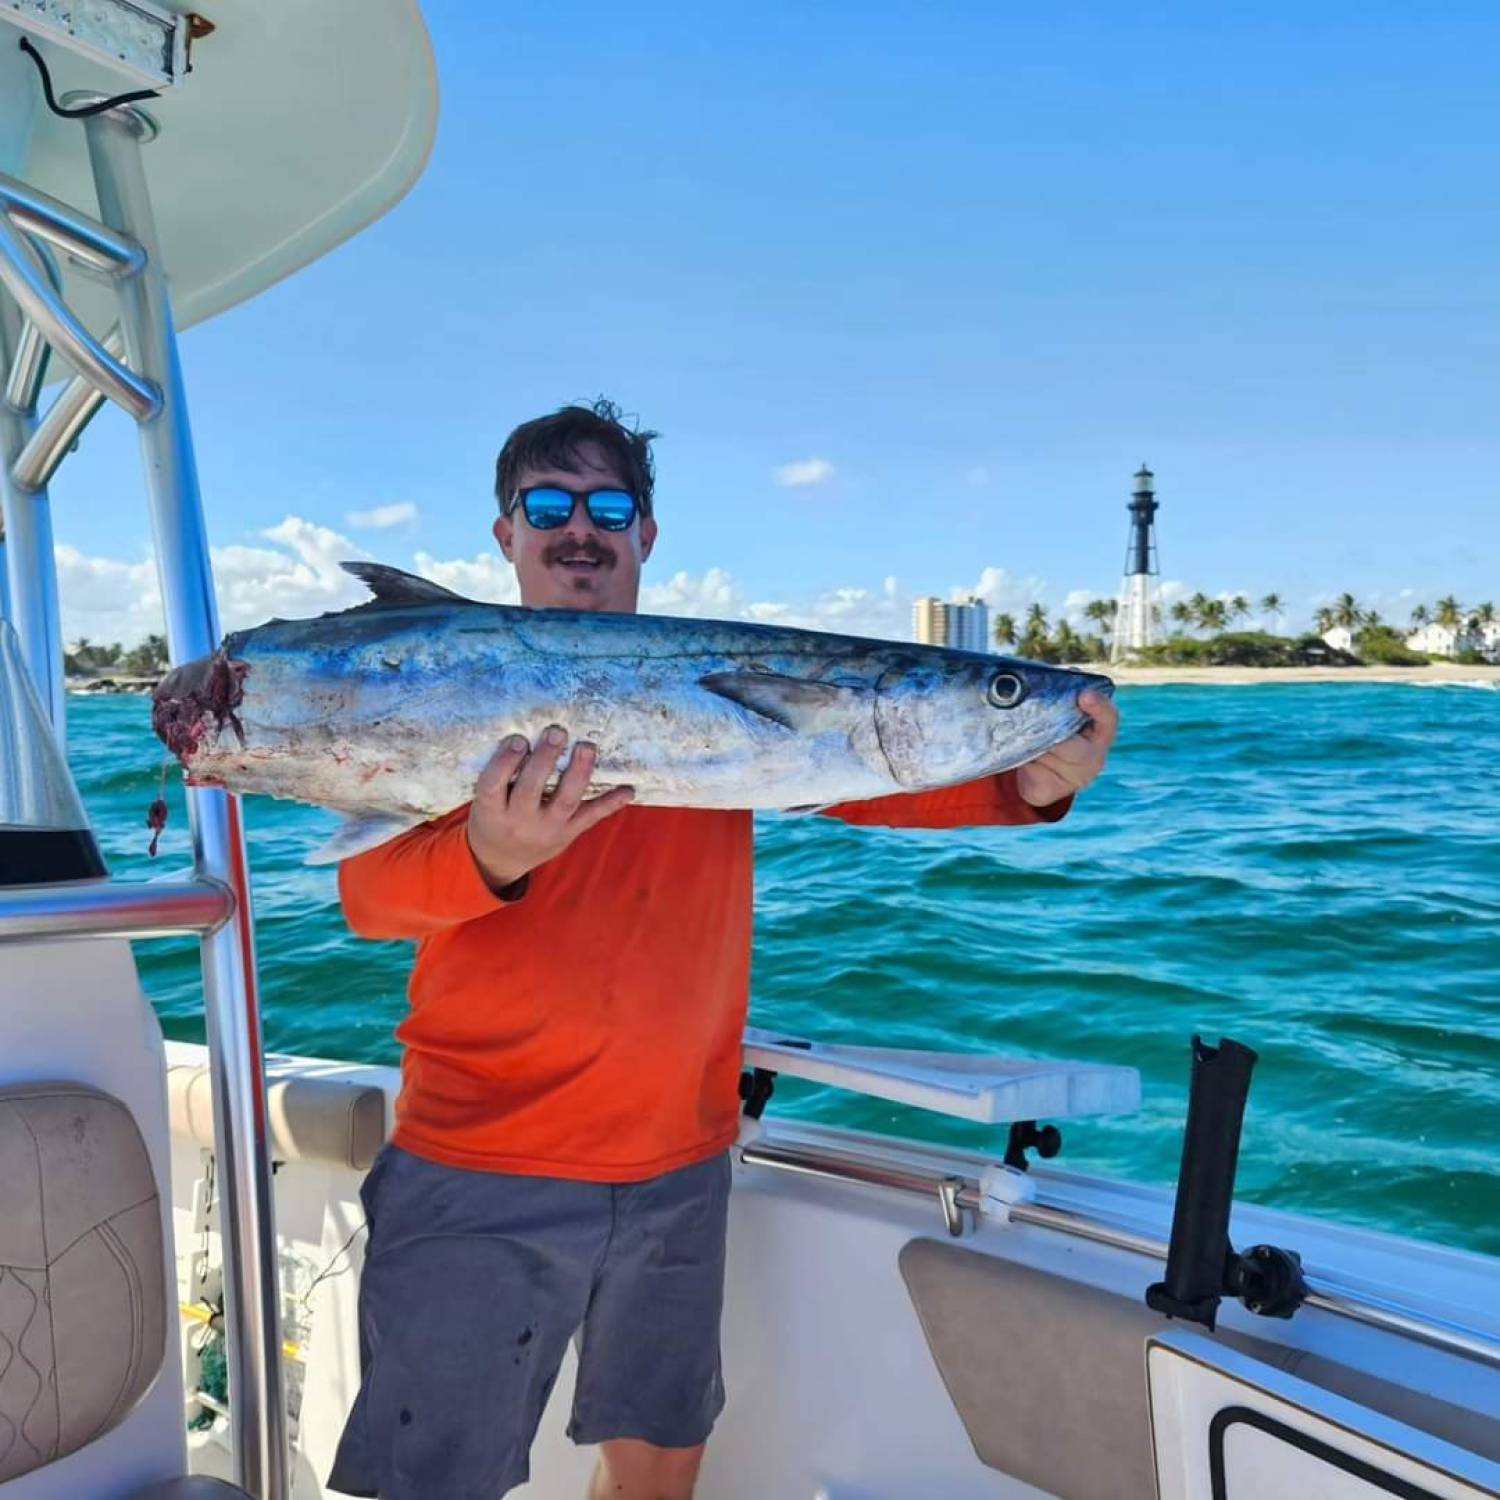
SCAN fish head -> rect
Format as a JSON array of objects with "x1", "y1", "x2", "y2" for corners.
[
  {"x1": 151, "y1": 650, "x2": 249, "y2": 767},
  {"x1": 873, "y1": 653, "x2": 1114, "y2": 788}
]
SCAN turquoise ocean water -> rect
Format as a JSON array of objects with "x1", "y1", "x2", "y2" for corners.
[{"x1": 68, "y1": 682, "x2": 1499, "y2": 1255}]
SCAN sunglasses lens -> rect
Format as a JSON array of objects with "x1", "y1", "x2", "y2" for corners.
[
  {"x1": 521, "y1": 488, "x2": 574, "y2": 528},
  {"x1": 587, "y1": 490, "x2": 637, "y2": 531}
]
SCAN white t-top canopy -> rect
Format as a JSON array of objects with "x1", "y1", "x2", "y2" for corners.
[{"x1": 13, "y1": 0, "x2": 436, "y2": 350}]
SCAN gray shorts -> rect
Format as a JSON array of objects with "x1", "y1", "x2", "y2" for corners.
[{"x1": 327, "y1": 1144, "x2": 731, "y2": 1500}]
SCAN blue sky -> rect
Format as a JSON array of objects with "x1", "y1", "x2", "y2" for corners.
[{"x1": 48, "y1": 2, "x2": 1500, "y2": 643}]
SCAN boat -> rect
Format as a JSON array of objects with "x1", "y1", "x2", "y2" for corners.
[{"x1": 1, "y1": 5, "x2": 1496, "y2": 1496}]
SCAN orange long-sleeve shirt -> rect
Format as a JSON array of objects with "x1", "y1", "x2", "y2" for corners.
[{"x1": 339, "y1": 775, "x2": 1069, "y2": 1182}]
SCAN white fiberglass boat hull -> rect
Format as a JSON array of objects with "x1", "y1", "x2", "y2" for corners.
[{"x1": 160, "y1": 1043, "x2": 1500, "y2": 1500}]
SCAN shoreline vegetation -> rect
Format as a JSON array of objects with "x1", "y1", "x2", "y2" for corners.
[
  {"x1": 63, "y1": 664, "x2": 1500, "y2": 698},
  {"x1": 996, "y1": 592, "x2": 1500, "y2": 681}
]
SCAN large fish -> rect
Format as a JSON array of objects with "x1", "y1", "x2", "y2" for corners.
[{"x1": 151, "y1": 563, "x2": 1113, "y2": 863}]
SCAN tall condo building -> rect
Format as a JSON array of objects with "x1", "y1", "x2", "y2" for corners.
[
  {"x1": 1110, "y1": 465, "x2": 1161, "y2": 663},
  {"x1": 912, "y1": 596, "x2": 991, "y2": 652},
  {"x1": 912, "y1": 597, "x2": 948, "y2": 646}
]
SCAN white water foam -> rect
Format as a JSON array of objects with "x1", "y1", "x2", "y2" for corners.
[{"x1": 1404, "y1": 678, "x2": 1500, "y2": 691}]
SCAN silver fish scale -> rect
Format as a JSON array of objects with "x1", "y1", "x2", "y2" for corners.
[{"x1": 165, "y1": 570, "x2": 1111, "y2": 854}]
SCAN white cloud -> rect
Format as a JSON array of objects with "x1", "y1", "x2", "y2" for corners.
[
  {"x1": 411, "y1": 550, "x2": 520, "y2": 605},
  {"x1": 641, "y1": 567, "x2": 741, "y2": 617},
  {"x1": 962, "y1": 566, "x2": 1049, "y2": 619},
  {"x1": 48, "y1": 519, "x2": 1111, "y2": 652},
  {"x1": 345, "y1": 501, "x2": 419, "y2": 530},
  {"x1": 54, "y1": 546, "x2": 160, "y2": 649},
  {"x1": 1062, "y1": 588, "x2": 1103, "y2": 624},
  {"x1": 773, "y1": 457, "x2": 835, "y2": 488},
  {"x1": 56, "y1": 515, "x2": 370, "y2": 646}
]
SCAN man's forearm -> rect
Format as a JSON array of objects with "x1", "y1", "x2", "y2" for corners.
[
  {"x1": 820, "y1": 769, "x2": 1072, "y2": 831},
  {"x1": 339, "y1": 806, "x2": 518, "y2": 939}
]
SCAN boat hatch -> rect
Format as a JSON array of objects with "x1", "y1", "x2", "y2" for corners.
[{"x1": 1149, "y1": 1332, "x2": 1500, "y2": 1499}]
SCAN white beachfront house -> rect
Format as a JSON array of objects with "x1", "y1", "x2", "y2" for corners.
[
  {"x1": 1404, "y1": 620, "x2": 1500, "y2": 660},
  {"x1": 1320, "y1": 625, "x2": 1356, "y2": 653}
]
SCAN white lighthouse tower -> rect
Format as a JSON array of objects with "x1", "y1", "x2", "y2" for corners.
[{"x1": 1110, "y1": 465, "x2": 1160, "y2": 663}]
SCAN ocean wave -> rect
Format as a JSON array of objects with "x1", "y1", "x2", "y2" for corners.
[{"x1": 61, "y1": 685, "x2": 1500, "y2": 1255}]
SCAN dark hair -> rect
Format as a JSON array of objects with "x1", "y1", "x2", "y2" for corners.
[{"x1": 494, "y1": 398, "x2": 659, "y2": 518}]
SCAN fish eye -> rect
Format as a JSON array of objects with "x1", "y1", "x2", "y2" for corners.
[{"x1": 987, "y1": 671, "x2": 1027, "y2": 709}]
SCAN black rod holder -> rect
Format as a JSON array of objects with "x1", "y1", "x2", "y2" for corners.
[{"x1": 1146, "y1": 1035, "x2": 1259, "y2": 1330}]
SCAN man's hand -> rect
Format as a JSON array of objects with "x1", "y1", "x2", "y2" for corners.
[
  {"x1": 1016, "y1": 690, "x2": 1119, "y2": 808},
  {"x1": 467, "y1": 726, "x2": 634, "y2": 893}
]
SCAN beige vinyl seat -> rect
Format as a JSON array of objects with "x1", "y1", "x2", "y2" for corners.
[{"x1": 0, "y1": 942, "x2": 252, "y2": 1500}]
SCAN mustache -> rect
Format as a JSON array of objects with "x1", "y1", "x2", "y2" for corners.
[{"x1": 543, "y1": 539, "x2": 616, "y2": 568}]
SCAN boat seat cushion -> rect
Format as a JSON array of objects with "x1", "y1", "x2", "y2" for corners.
[
  {"x1": 0, "y1": 1082, "x2": 166, "y2": 1483},
  {"x1": 128, "y1": 1479, "x2": 254, "y2": 1497},
  {"x1": 168, "y1": 1060, "x2": 386, "y2": 1171},
  {"x1": 899, "y1": 1238, "x2": 1499, "y2": 1500}
]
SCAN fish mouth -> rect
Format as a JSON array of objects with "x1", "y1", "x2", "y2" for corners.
[
  {"x1": 151, "y1": 651, "x2": 249, "y2": 760},
  {"x1": 1069, "y1": 667, "x2": 1115, "y2": 700},
  {"x1": 1068, "y1": 669, "x2": 1115, "y2": 731}
]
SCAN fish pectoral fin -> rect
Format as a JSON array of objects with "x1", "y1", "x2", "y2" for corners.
[
  {"x1": 699, "y1": 671, "x2": 859, "y2": 731},
  {"x1": 340, "y1": 561, "x2": 472, "y2": 607},
  {"x1": 307, "y1": 811, "x2": 426, "y2": 866}
]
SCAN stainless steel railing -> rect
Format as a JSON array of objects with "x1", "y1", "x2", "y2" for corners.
[
  {"x1": 0, "y1": 99, "x2": 288, "y2": 1499},
  {"x1": 740, "y1": 1135, "x2": 1500, "y2": 1371}
]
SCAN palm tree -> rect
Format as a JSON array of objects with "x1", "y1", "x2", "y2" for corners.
[
  {"x1": 1020, "y1": 603, "x2": 1050, "y2": 657},
  {"x1": 1053, "y1": 620, "x2": 1086, "y2": 662},
  {"x1": 1230, "y1": 594, "x2": 1251, "y2": 626},
  {"x1": 122, "y1": 633, "x2": 172, "y2": 678},
  {"x1": 1315, "y1": 605, "x2": 1336, "y2": 634},
  {"x1": 1082, "y1": 599, "x2": 1115, "y2": 638},
  {"x1": 1198, "y1": 598, "x2": 1229, "y2": 634},
  {"x1": 1434, "y1": 595, "x2": 1463, "y2": 631},
  {"x1": 1169, "y1": 600, "x2": 1193, "y2": 634},
  {"x1": 1409, "y1": 603, "x2": 1430, "y2": 628},
  {"x1": 1260, "y1": 592, "x2": 1284, "y2": 633},
  {"x1": 992, "y1": 613, "x2": 1017, "y2": 649},
  {"x1": 1333, "y1": 592, "x2": 1362, "y2": 630},
  {"x1": 1475, "y1": 602, "x2": 1497, "y2": 654}
]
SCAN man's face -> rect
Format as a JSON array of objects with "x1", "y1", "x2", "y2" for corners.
[{"x1": 494, "y1": 439, "x2": 658, "y2": 613}]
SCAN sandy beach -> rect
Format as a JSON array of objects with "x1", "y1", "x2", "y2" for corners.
[{"x1": 1100, "y1": 662, "x2": 1500, "y2": 686}]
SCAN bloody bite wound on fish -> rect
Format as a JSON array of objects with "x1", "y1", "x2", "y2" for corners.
[
  {"x1": 151, "y1": 653, "x2": 249, "y2": 758},
  {"x1": 150, "y1": 561, "x2": 1114, "y2": 866}
]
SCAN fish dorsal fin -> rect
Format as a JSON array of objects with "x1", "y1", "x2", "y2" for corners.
[
  {"x1": 700, "y1": 671, "x2": 861, "y2": 731},
  {"x1": 306, "y1": 810, "x2": 425, "y2": 865},
  {"x1": 341, "y1": 561, "x2": 469, "y2": 607}
]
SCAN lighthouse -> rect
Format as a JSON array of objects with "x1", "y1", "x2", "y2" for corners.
[{"x1": 1110, "y1": 465, "x2": 1160, "y2": 663}]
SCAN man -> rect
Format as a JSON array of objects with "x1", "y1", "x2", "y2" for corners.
[{"x1": 328, "y1": 400, "x2": 1118, "y2": 1500}]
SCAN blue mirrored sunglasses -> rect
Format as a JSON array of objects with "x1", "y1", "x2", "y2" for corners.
[{"x1": 509, "y1": 486, "x2": 639, "y2": 532}]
